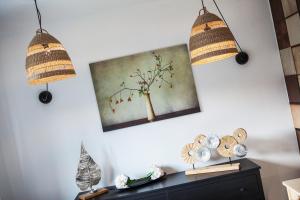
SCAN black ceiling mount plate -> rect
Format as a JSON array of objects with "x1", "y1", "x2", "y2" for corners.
[
  {"x1": 235, "y1": 52, "x2": 249, "y2": 65},
  {"x1": 39, "y1": 90, "x2": 52, "y2": 104}
]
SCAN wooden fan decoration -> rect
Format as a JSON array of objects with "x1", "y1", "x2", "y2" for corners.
[
  {"x1": 216, "y1": 136, "x2": 237, "y2": 158},
  {"x1": 233, "y1": 128, "x2": 247, "y2": 143},
  {"x1": 181, "y1": 143, "x2": 199, "y2": 164},
  {"x1": 182, "y1": 128, "x2": 248, "y2": 176},
  {"x1": 193, "y1": 134, "x2": 207, "y2": 149}
]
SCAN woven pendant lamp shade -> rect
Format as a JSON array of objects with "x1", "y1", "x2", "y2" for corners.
[
  {"x1": 189, "y1": 9, "x2": 238, "y2": 65},
  {"x1": 26, "y1": 30, "x2": 76, "y2": 85}
]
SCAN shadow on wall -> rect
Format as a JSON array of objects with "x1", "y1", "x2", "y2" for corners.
[
  {"x1": 247, "y1": 134, "x2": 300, "y2": 199},
  {"x1": 162, "y1": 166, "x2": 177, "y2": 175},
  {"x1": 252, "y1": 159, "x2": 300, "y2": 200},
  {"x1": 247, "y1": 137, "x2": 299, "y2": 154},
  {"x1": 101, "y1": 146, "x2": 116, "y2": 186}
]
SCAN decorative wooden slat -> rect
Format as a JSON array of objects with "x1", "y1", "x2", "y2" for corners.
[{"x1": 185, "y1": 163, "x2": 240, "y2": 175}]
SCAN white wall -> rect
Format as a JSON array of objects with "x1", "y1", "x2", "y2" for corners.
[
  {"x1": 0, "y1": 0, "x2": 300, "y2": 199},
  {"x1": 0, "y1": 150, "x2": 9, "y2": 200}
]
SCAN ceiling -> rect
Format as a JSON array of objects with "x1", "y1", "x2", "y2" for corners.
[
  {"x1": 0, "y1": 0, "x2": 163, "y2": 35},
  {"x1": 0, "y1": 0, "x2": 158, "y2": 17}
]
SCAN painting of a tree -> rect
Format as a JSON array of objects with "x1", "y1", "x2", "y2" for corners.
[
  {"x1": 109, "y1": 52, "x2": 174, "y2": 121},
  {"x1": 90, "y1": 44, "x2": 200, "y2": 132}
]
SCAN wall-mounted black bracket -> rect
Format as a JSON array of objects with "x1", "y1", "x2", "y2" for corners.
[
  {"x1": 235, "y1": 52, "x2": 249, "y2": 65},
  {"x1": 39, "y1": 90, "x2": 52, "y2": 104}
]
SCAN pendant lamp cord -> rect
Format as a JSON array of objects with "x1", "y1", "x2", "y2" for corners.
[
  {"x1": 34, "y1": 0, "x2": 49, "y2": 91},
  {"x1": 34, "y1": 0, "x2": 43, "y2": 33},
  {"x1": 212, "y1": 0, "x2": 243, "y2": 52},
  {"x1": 201, "y1": 0, "x2": 205, "y2": 9}
]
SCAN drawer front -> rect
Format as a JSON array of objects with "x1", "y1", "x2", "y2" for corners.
[
  {"x1": 168, "y1": 175, "x2": 260, "y2": 200},
  {"x1": 119, "y1": 191, "x2": 167, "y2": 200}
]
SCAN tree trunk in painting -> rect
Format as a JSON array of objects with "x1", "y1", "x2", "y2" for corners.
[{"x1": 144, "y1": 93, "x2": 156, "y2": 121}]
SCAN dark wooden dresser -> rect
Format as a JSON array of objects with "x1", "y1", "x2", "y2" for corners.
[{"x1": 75, "y1": 159, "x2": 265, "y2": 200}]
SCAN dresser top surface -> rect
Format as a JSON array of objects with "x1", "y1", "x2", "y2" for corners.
[{"x1": 75, "y1": 158, "x2": 260, "y2": 200}]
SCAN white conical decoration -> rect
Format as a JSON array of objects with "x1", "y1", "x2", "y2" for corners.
[{"x1": 76, "y1": 143, "x2": 101, "y2": 191}]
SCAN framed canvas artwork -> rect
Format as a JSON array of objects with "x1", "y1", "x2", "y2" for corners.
[{"x1": 90, "y1": 44, "x2": 200, "y2": 132}]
